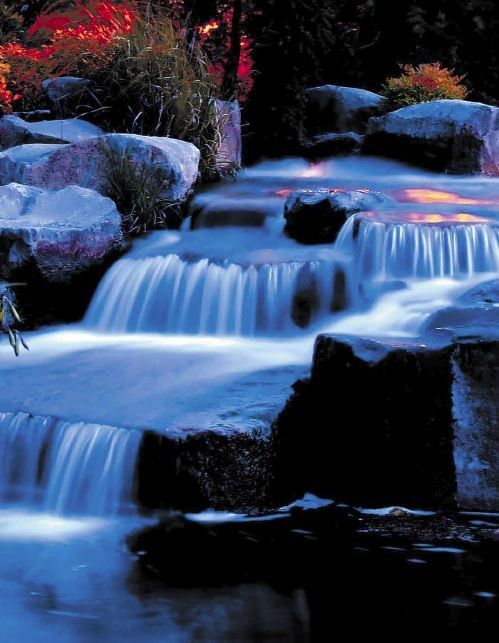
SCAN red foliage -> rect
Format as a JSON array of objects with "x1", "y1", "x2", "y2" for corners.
[
  {"x1": 0, "y1": 0, "x2": 253, "y2": 111},
  {"x1": 0, "y1": 1, "x2": 136, "y2": 111}
]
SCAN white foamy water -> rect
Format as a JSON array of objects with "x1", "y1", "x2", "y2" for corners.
[{"x1": 0, "y1": 412, "x2": 141, "y2": 515}]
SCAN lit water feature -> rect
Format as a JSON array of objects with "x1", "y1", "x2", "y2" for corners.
[{"x1": 1, "y1": 155, "x2": 499, "y2": 639}]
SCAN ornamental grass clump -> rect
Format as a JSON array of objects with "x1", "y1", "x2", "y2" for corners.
[
  {"x1": 86, "y1": 5, "x2": 222, "y2": 179},
  {"x1": 103, "y1": 147, "x2": 183, "y2": 237},
  {"x1": 382, "y1": 63, "x2": 468, "y2": 111}
]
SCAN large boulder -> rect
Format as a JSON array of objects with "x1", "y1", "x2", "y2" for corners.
[
  {"x1": 365, "y1": 99, "x2": 499, "y2": 175},
  {"x1": 306, "y1": 85, "x2": 384, "y2": 135},
  {"x1": 0, "y1": 182, "x2": 122, "y2": 283},
  {"x1": 0, "y1": 134, "x2": 200, "y2": 201},
  {"x1": 0, "y1": 115, "x2": 104, "y2": 150},
  {"x1": 215, "y1": 100, "x2": 242, "y2": 174},
  {"x1": 273, "y1": 334, "x2": 499, "y2": 511},
  {"x1": 284, "y1": 188, "x2": 392, "y2": 244}
]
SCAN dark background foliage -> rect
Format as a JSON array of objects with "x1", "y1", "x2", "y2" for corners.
[
  {"x1": 8, "y1": 0, "x2": 499, "y2": 159},
  {"x1": 246, "y1": 0, "x2": 499, "y2": 159}
]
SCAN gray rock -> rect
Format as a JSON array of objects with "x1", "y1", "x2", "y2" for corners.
[
  {"x1": 215, "y1": 100, "x2": 242, "y2": 174},
  {"x1": 0, "y1": 182, "x2": 122, "y2": 283},
  {"x1": 0, "y1": 134, "x2": 200, "y2": 202},
  {"x1": 304, "y1": 131, "x2": 364, "y2": 158},
  {"x1": 284, "y1": 188, "x2": 392, "y2": 244},
  {"x1": 365, "y1": 99, "x2": 499, "y2": 175},
  {"x1": 273, "y1": 334, "x2": 499, "y2": 511},
  {"x1": 42, "y1": 76, "x2": 91, "y2": 103},
  {"x1": 306, "y1": 85, "x2": 384, "y2": 135},
  {"x1": 0, "y1": 115, "x2": 104, "y2": 150}
]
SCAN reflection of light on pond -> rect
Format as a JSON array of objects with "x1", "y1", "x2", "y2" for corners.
[
  {"x1": 394, "y1": 188, "x2": 499, "y2": 206},
  {"x1": 0, "y1": 509, "x2": 108, "y2": 542},
  {"x1": 300, "y1": 163, "x2": 328, "y2": 178},
  {"x1": 360, "y1": 211, "x2": 495, "y2": 225}
]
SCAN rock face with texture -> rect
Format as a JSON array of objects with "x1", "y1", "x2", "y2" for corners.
[
  {"x1": 284, "y1": 188, "x2": 392, "y2": 244},
  {"x1": 0, "y1": 115, "x2": 104, "y2": 150},
  {"x1": 273, "y1": 334, "x2": 499, "y2": 511},
  {"x1": 0, "y1": 134, "x2": 200, "y2": 202},
  {"x1": 215, "y1": 100, "x2": 242, "y2": 174},
  {"x1": 365, "y1": 99, "x2": 499, "y2": 175},
  {"x1": 306, "y1": 85, "x2": 384, "y2": 135},
  {"x1": 0, "y1": 182, "x2": 122, "y2": 283},
  {"x1": 0, "y1": 144, "x2": 64, "y2": 185}
]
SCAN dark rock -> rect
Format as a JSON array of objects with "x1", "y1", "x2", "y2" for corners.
[
  {"x1": 136, "y1": 428, "x2": 272, "y2": 512},
  {"x1": 365, "y1": 100, "x2": 499, "y2": 175},
  {"x1": 291, "y1": 264, "x2": 320, "y2": 328},
  {"x1": 284, "y1": 188, "x2": 392, "y2": 244},
  {"x1": 13, "y1": 110, "x2": 53, "y2": 123},
  {"x1": 306, "y1": 85, "x2": 383, "y2": 135},
  {"x1": 191, "y1": 200, "x2": 268, "y2": 229},
  {"x1": 272, "y1": 334, "x2": 499, "y2": 511},
  {"x1": 303, "y1": 131, "x2": 364, "y2": 158}
]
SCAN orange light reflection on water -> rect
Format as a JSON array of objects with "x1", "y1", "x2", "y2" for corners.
[
  {"x1": 362, "y1": 211, "x2": 494, "y2": 224},
  {"x1": 394, "y1": 188, "x2": 499, "y2": 206}
]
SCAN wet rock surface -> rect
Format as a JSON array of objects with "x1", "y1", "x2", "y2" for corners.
[
  {"x1": 273, "y1": 334, "x2": 499, "y2": 511},
  {"x1": 128, "y1": 500, "x2": 499, "y2": 636},
  {"x1": 365, "y1": 99, "x2": 499, "y2": 175},
  {"x1": 284, "y1": 188, "x2": 392, "y2": 244}
]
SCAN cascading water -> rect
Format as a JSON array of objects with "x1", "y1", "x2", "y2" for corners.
[
  {"x1": 0, "y1": 412, "x2": 141, "y2": 515},
  {"x1": 336, "y1": 214, "x2": 499, "y2": 282},
  {"x1": 85, "y1": 252, "x2": 343, "y2": 335}
]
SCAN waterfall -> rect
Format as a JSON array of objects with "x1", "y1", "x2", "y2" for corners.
[
  {"x1": 0, "y1": 412, "x2": 141, "y2": 515},
  {"x1": 336, "y1": 216, "x2": 499, "y2": 283},
  {"x1": 85, "y1": 254, "x2": 343, "y2": 335}
]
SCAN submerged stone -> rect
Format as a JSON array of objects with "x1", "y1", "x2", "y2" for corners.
[
  {"x1": 365, "y1": 99, "x2": 499, "y2": 175},
  {"x1": 272, "y1": 334, "x2": 499, "y2": 511}
]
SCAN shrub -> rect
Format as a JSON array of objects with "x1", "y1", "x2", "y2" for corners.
[
  {"x1": 382, "y1": 63, "x2": 468, "y2": 110},
  {"x1": 0, "y1": 1, "x2": 23, "y2": 44},
  {"x1": 103, "y1": 147, "x2": 184, "y2": 236},
  {"x1": 0, "y1": 1, "x2": 223, "y2": 177},
  {"x1": 85, "y1": 5, "x2": 221, "y2": 179}
]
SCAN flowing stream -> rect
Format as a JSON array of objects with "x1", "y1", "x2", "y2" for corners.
[{"x1": 1, "y1": 155, "x2": 499, "y2": 638}]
